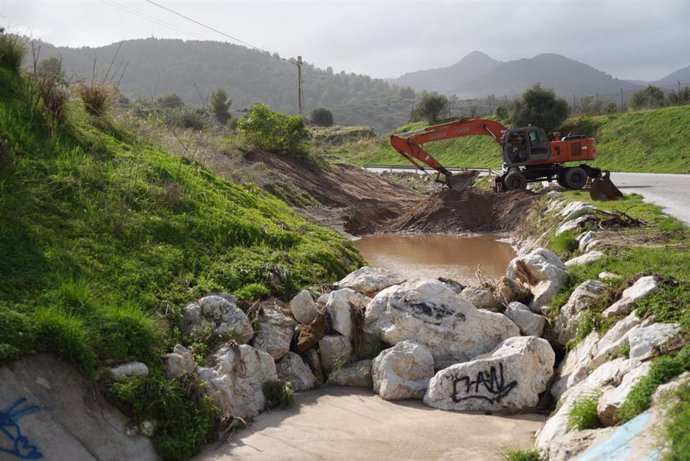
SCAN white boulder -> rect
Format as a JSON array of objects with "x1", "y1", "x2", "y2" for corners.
[
  {"x1": 553, "y1": 280, "x2": 607, "y2": 347},
  {"x1": 505, "y1": 302, "x2": 546, "y2": 337},
  {"x1": 110, "y1": 362, "x2": 149, "y2": 379},
  {"x1": 565, "y1": 251, "x2": 605, "y2": 267},
  {"x1": 165, "y1": 344, "x2": 196, "y2": 379},
  {"x1": 289, "y1": 290, "x2": 320, "y2": 324},
  {"x1": 325, "y1": 288, "x2": 371, "y2": 339},
  {"x1": 603, "y1": 276, "x2": 660, "y2": 318},
  {"x1": 318, "y1": 335, "x2": 353, "y2": 373},
  {"x1": 628, "y1": 323, "x2": 681, "y2": 360},
  {"x1": 328, "y1": 359, "x2": 373, "y2": 388},
  {"x1": 182, "y1": 295, "x2": 254, "y2": 343},
  {"x1": 252, "y1": 307, "x2": 297, "y2": 360},
  {"x1": 198, "y1": 343, "x2": 277, "y2": 419},
  {"x1": 365, "y1": 279, "x2": 519, "y2": 369},
  {"x1": 424, "y1": 336, "x2": 554, "y2": 411},
  {"x1": 276, "y1": 352, "x2": 316, "y2": 392},
  {"x1": 506, "y1": 248, "x2": 568, "y2": 310},
  {"x1": 335, "y1": 266, "x2": 406, "y2": 297},
  {"x1": 460, "y1": 287, "x2": 500, "y2": 311},
  {"x1": 598, "y1": 361, "x2": 651, "y2": 426},
  {"x1": 373, "y1": 341, "x2": 435, "y2": 400},
  {"x1": 555, "y1": 215, "x2": 590, "y2": 236}
]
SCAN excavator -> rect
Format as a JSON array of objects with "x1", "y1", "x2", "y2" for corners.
[{"x1": 389, "y1": 118, "x2": 622, "y2": 200}]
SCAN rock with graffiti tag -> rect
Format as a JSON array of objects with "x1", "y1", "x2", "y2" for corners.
[{"x1": 423, "y1": 336, "x2": 554, "y2": 411}]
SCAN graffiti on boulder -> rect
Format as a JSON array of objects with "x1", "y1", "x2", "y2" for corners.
[{"x1": 452, "y1": 363, "x2": 517, "y2": 404}]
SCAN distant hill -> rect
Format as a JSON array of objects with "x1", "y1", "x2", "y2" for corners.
[
  {"x1": 35, "y1": 38, "x2": 416, "y2": 133},
  {"x1": 390, "y1": 52, "x2": 644, "y2": 101},
  {"x1": 654, "y1": 65, "x2": 690, "y2": 90}
]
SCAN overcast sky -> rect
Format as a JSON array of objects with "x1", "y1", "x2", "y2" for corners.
[{"x1": 1, "y1": 0, "x2": 688, "y2": 81}]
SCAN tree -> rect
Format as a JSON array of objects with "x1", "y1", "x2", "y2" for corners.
[
  {"x1": 309, "y1": 107, "x2": 334, "y2": 127},
  {"x1": 667, "y1": 87, "x2": 690, "y2": 106},
  {"x1": 413, "y1": 92, "x2": 448, "y2": 123},
  {"x1": 157, "y1": 93, "x2": 184, "y2": 109},
  {"x1": 36, "y1": 57, "x2": 66, "y2": 84},
  {"x1": 629, "y1": 85, "x2": 665, "y2": 110},
  {"x1": 399, "y1": 86, "x2": 415, "y2": 100},
  {"x1": 209, "y1": 88, "x2": 231, "y2": 124},
  {"x1": 238, "y1": 103, "x2": 311, "y2": 154},
  {"x1": 510, "y1": 84, "x2": 569, "y2": 133}
]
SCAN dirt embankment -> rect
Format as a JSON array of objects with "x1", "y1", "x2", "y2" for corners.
[{"x1": 246, "y1": 150, "x2": 537, "y2": 235}]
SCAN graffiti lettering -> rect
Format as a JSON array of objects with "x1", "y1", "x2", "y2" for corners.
[
  {"x1": 0, "y1": 397, "x2": 45, "y2": 459},
  {"x1": 452, "y1": 363, "x2": 517, "y2": 404}
]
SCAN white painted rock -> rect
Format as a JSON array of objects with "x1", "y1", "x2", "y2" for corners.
[
  {"x1": 252, "y1": 307, "x2": 297, "y2": 360},
  {"x1": 110, "y1": 362, "x2": 149, "y2": 379},
  {"x1": 603, "y1": 276, "x2": 660, "y2": 318},
  {"x1": 424, "y1": 336, "x2": 554, "y2": 411},
  {"x1": 553, "y1": 280, "x2": 607, "y2": 347},
  {"x1": 505, "y1": 301, "x2": 546, "y2": 337},
  {"x1": 327, "y1": 359, "x2": 373, "y2": 388},
  {"x1": 365, "y1": 279, "x2": 519, "y2": 369},
  {"x1": 551, "y1": 332, "x2": 601, "y2": 401},
  {"x1": 628, "y1": 323, "x2": 681, "y2": 360},
  {"x1": 183, "y1": 295, "x2": 254, "y2": 343},
  {"x1": 335, "y1": 266, "x2": 406, "y2": 297},
  {"x1": 598, "y1": 361, "x2": 651, "y2": 426},
  {"x1": 318, "y1": 335, "x2": 353, "y2": 373},
  {"x1": 556, "y1": 215, "x2": 590, "y2": 236},
  {"x1": 165, "y1": 344, "x2": 196, "y2": 379},
  {"x1": 290, "y1": 289, "x2": 320, "y2": 324},
  {"x1": 565, "y1": 251, "x2": 605, "y2": 267},
  {"x1": 325, "y1": 288, "x2": 371, "y2": 339},
  {"x1": 460, "y1": 287, "x2": 499, "y2": 311},
  {"x1": 198, "y1": 344, "x2": 277, "y2": 419},
  {"x1": 577, "y1": 230, "x2": 596, "y2": 252},
  {"x1": 506, "y1": 248, "x2": 568, "y2": 310},
  {"x1": 373, "y1": 340, "x2": 435, "y2": 400},
  {"x1": 276, "y1": 352, "x2": 316, "y2": 392}
]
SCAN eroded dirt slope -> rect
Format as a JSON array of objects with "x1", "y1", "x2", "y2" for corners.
[{"x1": 246, "y1": 150, "x2": 537, "y2": 235}]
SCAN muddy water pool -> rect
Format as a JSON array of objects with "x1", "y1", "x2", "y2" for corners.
[{"x1": 353, "y1": 233, "x2": 515, "y2": 283}]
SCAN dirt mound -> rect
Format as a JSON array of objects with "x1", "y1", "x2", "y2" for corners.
[{"x1": 383, "y1": 188, "x2": 538, "y2": 233}]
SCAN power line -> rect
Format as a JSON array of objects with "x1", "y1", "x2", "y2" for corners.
[
  {"x1": 99, "y1": 0, "x2": 205, "y2": 40},
  {"x1": 142, "y1": 0, "x2": 264, "y2": 52}
]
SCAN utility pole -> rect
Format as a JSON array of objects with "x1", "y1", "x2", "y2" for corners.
[
  {"x1": 620, "y1": 88, "x2": 624, "y2": 109},
  {"x1": 297, "y1": 56, "x2": 303, "y2": 117}
]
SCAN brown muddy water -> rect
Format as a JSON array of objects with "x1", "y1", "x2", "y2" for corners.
[{"x1": 353, "y1": 233, "x2": 515, "y2": 284}]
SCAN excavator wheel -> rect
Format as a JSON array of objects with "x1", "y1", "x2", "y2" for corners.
[
  {"x1": 563, "y1": 167, "x2": 588, "y2": 190},
  {"x1": 503, "y1": 171, "x2": 527, "y2": 191}
]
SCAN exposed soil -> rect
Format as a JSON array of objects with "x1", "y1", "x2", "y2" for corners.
[{"x1": 246, "y1": 150, "x2": 538, "y2": 236}]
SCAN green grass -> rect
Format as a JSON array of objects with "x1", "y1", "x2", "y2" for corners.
[
  {"x1": 550, "y1": 230, "x2": 579, "y2": 258},
  {"x1": 568, "y1": 390, "x2": 602, "y2": 431},
  {"x1": 665, "y1": 383, "x2": 690, "y2": 461},
  {"x1": 328, "y1": 106, "x2": 690, "y2": 173},
  {"x1": 616, "y1": 345, "x2": 690, "y2": 424},
  {"x1": 0, "y1": 65, "x2": 364, "y2": 457},
  {"x1": 501, "y1": 448, "x2": 539, "y2": 461}
]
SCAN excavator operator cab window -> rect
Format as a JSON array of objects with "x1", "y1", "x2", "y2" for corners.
[
  {"x1": 504, "y1": 130, "x2": 529, "y2": 166},
  {"x1": 526, "y1": 127, "x2": 550, "y2": 162}
]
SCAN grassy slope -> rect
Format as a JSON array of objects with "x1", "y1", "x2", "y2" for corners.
[
  {"x1": 0, "y1": 67, "x2": 362, "y2": 459},
  {"x1": 331, "y1": 106, "x2": 690, "y2": 173}
]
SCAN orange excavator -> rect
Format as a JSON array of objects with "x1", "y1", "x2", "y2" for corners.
[{"x1": 389, "y1": 118, "x2": 622, "y2": 200}]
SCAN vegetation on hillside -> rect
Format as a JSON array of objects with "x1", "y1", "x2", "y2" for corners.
[{"x1": 0, "y1": 45, "x2": 362, "y2": 458}]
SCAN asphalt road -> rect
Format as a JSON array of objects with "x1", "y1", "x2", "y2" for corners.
[
  {"x1": 364, "y1": 167, "x2": 690, "y2": 225},
  {"x1": 609, "y1": 172, "x2": 690, "y2": 225}
]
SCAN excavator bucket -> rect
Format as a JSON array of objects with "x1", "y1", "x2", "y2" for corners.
[
  {"x1": 589, "y1": 171, "x2": 623, "y2": 201},
  {"x1": 446, "y1": 170, "x2": 481, "y2": 192}
]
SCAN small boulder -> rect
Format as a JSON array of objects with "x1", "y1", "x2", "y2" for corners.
[
  {"x1": 628, "y1": 323, "x2": 681, "y2": 360},
  {"x1": 555, "y1": 215, "x2": 590, "y2": 236},
  {"x1": 165, "y1": 344, "x2": 196, "y2": 379},
  {"x1": 603, "y1": 276, "x2": 661, "y2": 318},
  {"x1": 598, "y1": 362, "x2": 652, "y2": 426},
  {"x1": 276, "y1": 352, "x2": 317, "y2": 392},
  {"x1": 252, "y1": 304, "x2": 297, "y2": 360},
  {"x1": 373, "y1": 341, "x2": 435, "y2": 400},
  {"x1": 506, "y1": 248, "x2": 568, "y2": 310},
  {"x1": 505, "y1": 301, "x2": 546, "y2": 337},
  {"x1": 325, "y1": 288, "x2": 370, "y2": 339},
  {"x1": 565, "y1": 251, "x2": 605, "y2": 267},
  {"x1": 365, "y1": 279, "x2": 519, "y2": 369},
  {"x1": 110, "y1": 362, "x2": 149, "y2": 379},
  {"x1": 559, "y1": 201, "x2": 596, "y2": 221},
  {"x1": 290, "y1": 290, "x2": 320, "y2": 324},
  {"x1": 550, "y1": 331, "x2": 601, "y2": 400},
  {"x1": 183, "y1": 295, "x2": 253, "y2": 343},
  {"x1": 327, "y1": 359, "x2": 373, "y2": 387},
  {"x1": 553, "y1": 280, "x2": 607, "y2": 347},
  {"x1": 460, "y1": 287, "x2": 500, "y2": 311},
  {"x1": 335, "y1": 266, "x2": 406, "y2": 297},
  {"x1": 319, "y1": 335, "x2": 353, "y2": 374},
  {"x1": 198, "y1": 343, "x2": 277, "y2": 419},
  {"x1": 297, "y1": 313, "x2": 327, "y2": 352},
  {"x1": 424, "y1": 336, "x2": 554, "y2": 411}
]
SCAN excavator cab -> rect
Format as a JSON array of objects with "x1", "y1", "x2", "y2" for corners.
[{"x1": 502, "y1": 127, "x2": 550, "y2": 167}]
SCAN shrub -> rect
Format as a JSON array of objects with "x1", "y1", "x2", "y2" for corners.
[
  {"x1": 0, "y1": 308, "x2": 36, "y2": 361},
  {"x1": 238, "y1": 103, "x2": 311, "y2": 154},
  {"x1": 0, "y1": 32, "x2": 26, "y2": 73},
  {"x1": 502, "y1": 449, "x2": 539, "y2": 461},
  {"x1": 163, "y1": 107, "x2": 207, "y2": 130},
  {"x1": 413, "y1": 91, "x2": 448, "y2": 123},
  {"x1": 629, "y1": 85, "x2": 665, "y2": 110},
  {"x1": 209, "y1": 88, "x2": 231, "y2": 124},
  {"x1": 309, "y1": 107, "x2": 334, "y2": 127},
  {"x1": 77, "y1": 83, "x2": 112, "y2": 116},
  {"x1": 40, "y1": 81, "x2": 70, "y2": 123},
  {"x1": 156, "y1": 93, "x2": 184, "y2": 109},
  {"x1": 567, "y1": 390, "x2": 602, "y2": 431},
  {"x1": 510, "y1": 84, "x2": 569, "y2": 133}
]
